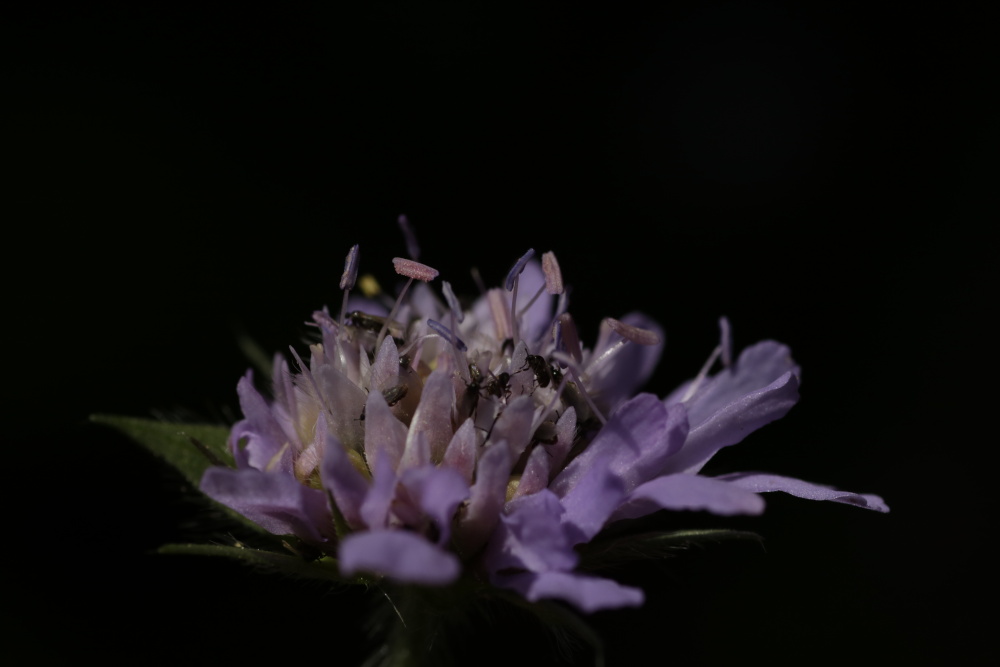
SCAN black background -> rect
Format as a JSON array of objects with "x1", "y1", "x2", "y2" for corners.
[{"x1": 6, "y1": 3, "x2": 992, "y2": 664}]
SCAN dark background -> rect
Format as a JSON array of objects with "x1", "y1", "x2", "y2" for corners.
[{"x1": 6, "y1": 3, "x2": 992, "y2": 664}]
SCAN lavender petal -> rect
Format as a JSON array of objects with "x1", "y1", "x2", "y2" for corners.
[{"x1": 339, "y1": 530, "x2": 461, "y2": 585}]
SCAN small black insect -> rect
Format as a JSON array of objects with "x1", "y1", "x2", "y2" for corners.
[
  {"x1": 358, "y1": 383, "x2": 408, "y2": 421},
  {"x1": 525, "y1": 354, "x2": 552, "y2": 388}
]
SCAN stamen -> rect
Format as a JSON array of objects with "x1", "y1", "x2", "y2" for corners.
[
  {"x1": 681, "y1": 344, "x2": 723, "y2": 403},
  {"x1": 392, "y1": 257, "x2": 439, "y2": 282},
  {"x1": 719, "y1": 316, "x2": 732, "y2": 369},
  {"x1": 397, "y1": 214, "x2": 421, "y2": 260},
  {"x1": 487, "y1": 288, "x2": 512, "y2": 342},
  {"x1": 549, "y1": 351, "x2": 607, "y2": 425},
  {"x1": 606, "y1": 317, "x2": 661, "y2": 346},
  {"x1": 376, "y1": 258, "x2": 440, "y2": 349},
  {"x1": 556, "y1": 312, "x2": 583, "y2": 363},
  {"x1": 541, "y1": 251, "x2": 564, "y2": 295},
  {"x1": 427, "y1": 319, "x2": 468, "y2": 352},
  {"x1": 505, "y1": 249, "x2": 535, "y2": 344},
  {"x1": 442, "y1": 281, "x2": 464, "y2": 324},
  {"x1": 340, "y1": 244, "x2": 361, "y2": 290},
  {"x1": 505, "y1": 249, "x2": 535, "y2": 291},
  {"x1": 338, "y1": 245, "x2": 360, "y2": 341}
]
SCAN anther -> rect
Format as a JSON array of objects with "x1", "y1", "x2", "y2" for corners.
[
  {"x1": 505, "y1": 249, "x2": 535, "y2": 345},
  {"x1": 606, "y1": 317, "x2": 661, "y2": 346},
  {"x1": 719, "y1": 316, "x2": 732, "y2": 369},
  {"x1": 338, "y1": 244, "x2": 361, "y2": 342},
  {"x1": 377, "y1": 258, "x2": 440, "y2": 348},
  {"x1": 442, "y1": 281, "x2": 464, "y2": 324},
  {"x1": 427, "y1": 319, "x2": 468, "y2": 352}
]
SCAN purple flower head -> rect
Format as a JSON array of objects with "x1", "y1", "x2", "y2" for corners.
[{"x1": 201, "y1": 233, "x2": 888, "y2": 613}]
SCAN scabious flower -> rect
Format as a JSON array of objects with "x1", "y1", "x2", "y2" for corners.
[{"x1": 200, "y1": 235, "x2": 888, "y2": 613}]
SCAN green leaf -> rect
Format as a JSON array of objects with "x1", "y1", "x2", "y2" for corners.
[
  {"x1": 89, "y1": 414, "x2": 233, "y2": 489},
  {"x1": 578, "y1": 528, "x2": 763, "y2": 572},
  {"x1": 158, "y1": 543, "x2": 349, "y2": 585}
]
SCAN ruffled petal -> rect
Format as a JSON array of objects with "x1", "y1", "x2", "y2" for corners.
[
  {"x1": 339, "y1": 530, "x2": 461, "y2": 585},
  {"x1": 359, "y1": 453, "x2": 398, "y2": 529},
  {"x1": 718, "y1": 472, "x2": 890, "y2": 512},
  {"x1": 559, "y1": 455, "x2": 626, "y2": 543},
  {"x1": 610, "y1": 473, "x2": 765, "y2": 522},
  {"x1": 319, "y1": 423, "x2": 370, "y2": 530},
  {"x1": 200, "y1": 466, "x2": 330, "y2": 544},
  {"x1": 550, "y1": 394, "x2": 687, "y2": 497},
  {"x1": 486, "y1": 489, "x2": 578, "y2": 573},
  {"x1": 235, "y1": 372, "x2": 290, "y2": 472},
  {"x1": 397, "y1": 465, "x2": 470, "y2": 545},
  {"x1": 662, "y1": 363, "x2": 800, "y2": 475},
  {"x1": 494, "y1": 571, "x2": 644, "y2": 613}
]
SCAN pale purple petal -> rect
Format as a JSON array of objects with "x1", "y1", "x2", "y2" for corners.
[
  {"x1": 314, "y1": 364, "x2": 367, "y2": 451},
  {"x1": 718, "y1": 472, "x2": 890, "y2": 512},
  {"x1": 397, "y1": 465, "x2": 470, "y2": 545},
  {"x1": 319, "y1": 424, "x2": 370, "y2": 530},
  {"x1": 550, "y1": 394, "x2": 687, "y2": 497},
  {"x1": 442, "y1": 417, "x2": 478, "y2": 484},
  {"x1": 610, "y1": 473, "x2": 765, "y2": 522},
  {"x1": 545, "y1": 406, "x2": 577, "y2": 476},
  {"x1": 486, "y1": 489, "x2": 578, "y2": 573},
  {"x1": 369, "y1": 336, "x2": 400, "y2": 393},
  {"x1": 339, "y1": 530, "x2": 460, "y2": 585},
  {"x1": 660, "y1": 369, "x2": 799, "y2": 475},
  {"x1": 454, "y1": 441, "x2": 511, "y2": 556},
  {"x1": 495, "y1": 571, "x2": 644, "y2": 613},
  {"x1": 511, "y1": 444, "x2": 550, "y2": 500},
  {"x1": 405, "y1": 369, "x2": 455, "y2": 462},
  {"x1": 398, "y1": 428, "x2": 431, "y2": 471},
  {"x1": 359, "y1": 452, "x2": 398, "y2": 529},
  {"x1": 200, "y1": 467, "x2": 330, "y2": 544},
  {"x1": 559, "y1": 455, "x2": 627, "y2": 543},
  {"x1": 488, "y1": 395, "x2": 537, "y2": 461},
  {"x1": 362, "y1": 388, "x2": 407, "y2": 473},
  {"x1": 235, "y1": 372, "x2": 290, "y2": 472}
]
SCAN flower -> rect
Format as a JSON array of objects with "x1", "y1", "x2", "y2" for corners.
[{"x1": 200, "y1": 236, "x2": 888, "y2": 613}]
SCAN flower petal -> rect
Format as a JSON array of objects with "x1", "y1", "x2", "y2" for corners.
[
  {"x1": 718, "y1": 472, "x2": 890, "y2": 512},
  {"x1": 610, "y1": 473, "x2": 765, "y2": 522},
  {"x1": 494, "y1": 571, "x2": 644, "y2": 613},
  {"x1": 511, "y1": 444, "x2": 551, "y2": 500},
  {"x1": 200, "y1": 466, "x2": 330, "y2": 544},
  {"x1": 550, "y1": 394, "x2": 687, "y2": 497},
  {"x1": 662, "y1": 343, "x2": 800, "y2": 474},
  {"x1": 319, "y1": 422, "x2": 370, "y2": 530},
  {"x1": 339, "y1": 530, "x2": 461, "y2": 585},
  {"x1": 397, "y1": 465, "x2": 470, "y2": 545},
  {"x1": 486, "y1": 489, "x2": 578, "y2": 573},
  {"x1": 442, "y1": 417, "x2": 478, "y2": 484},
  {"x1": 559, "y1": 455, "x2": 626, "y2": 543},
  {"x1": 234, "y1": 372, "x2": 290, "y2": 472},
  {"x1": 362, "y1": 387, "x2": 407, "y2": 473},
  {"x1": 405, "y1": 369, "x2": 455, "y2": 462},
  {"x1": 359, "y1": 452, "x2": 398, "y2": 529},
  {"x1": 489, "y1": 395, "x2": 537, "y2": 461},
  {"x1": 454, "y1": 441, "x2": 512, "y2": 556}
]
